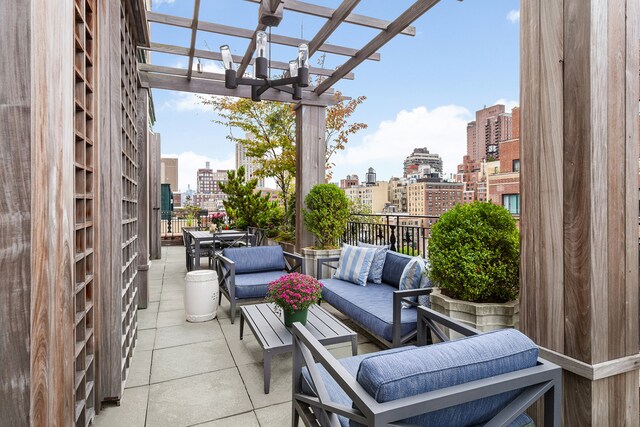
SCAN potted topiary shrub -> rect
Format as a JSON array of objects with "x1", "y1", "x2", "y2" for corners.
[
  {"x1": 427, "y1": 201, "x2": 520, "y2": 336},
  {"x1": 302, "y1": 184, "x2": 351, "y2": 278}
]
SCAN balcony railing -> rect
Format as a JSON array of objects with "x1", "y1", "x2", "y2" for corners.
[
  {"x1": 343, "y1": 213, "x2": 440, "y2": 257},
  {"x1": 161, "y1": 211, "x2": 213, "y2": 238}
]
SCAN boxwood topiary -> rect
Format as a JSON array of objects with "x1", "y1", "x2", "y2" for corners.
[
  {"x1": 303, "y1": 184, "x2": 350, "y2": 249},
  {"x1": 427, "y1": 201, "x2": 520, "y2": 303}
]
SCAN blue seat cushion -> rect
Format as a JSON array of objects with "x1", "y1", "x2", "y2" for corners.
[
  {"x1": 320, "y1": 278, "x2": 417, "y2": 342},
  {"x1": 300, "y1": 343, "x2": 534, "y2": 427},
  {"x1": 233, "y1": 271, "x2": 288, "y2": 299},
  {"x1": 381, "y1": 251, "x2": 413, "y2": 288},
  {"x1": 356, "y1": 329, "x2": 539, "y2": 426},
  {"x1": 301, "y1": 347, "x2": 414, "y2": 427},
  {"x1": 223, "y1": 246, "x2": 286, "y2": 274}
]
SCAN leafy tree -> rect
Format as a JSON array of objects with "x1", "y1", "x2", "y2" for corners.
[
  {"x1": 200, "y1": 92, "x2": 367, "y2": 224},
  {"x1": 303, "y1": 184, "x2": 351, "y2": 249},
  {"x1": 219, "y1": 166, "x2": 277, "y2": 229}
]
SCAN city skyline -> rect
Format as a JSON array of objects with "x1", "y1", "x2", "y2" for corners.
[{"x1": 154, "y1": 0, "x2": 520, "y2": 191}]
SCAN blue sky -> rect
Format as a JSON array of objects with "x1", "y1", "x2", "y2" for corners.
[{"x1": 151, "y1": 0, "x2": 520, "y2": 191}]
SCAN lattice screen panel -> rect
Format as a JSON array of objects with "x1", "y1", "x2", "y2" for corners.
[
  {"x1": 73, "y1": 0, "x2": 96, "y2": 424},
  {"x1": 119, "y1": 1, "x2": 139, "y2": 389}
]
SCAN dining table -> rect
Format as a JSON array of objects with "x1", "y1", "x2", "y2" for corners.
[{"x1": 187, "y1": 229, "x2": 253, "y2": 270}]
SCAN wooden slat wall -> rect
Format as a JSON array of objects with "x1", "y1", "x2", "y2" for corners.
[
  {"x1": 73, "y1": 0, "x2": 98, "y2": 423},
  {"x1": 520, "y1": 0, "x2": 640, "y2": 424},
  {"x1": 149, "y1": 132, "x2": 162, "y2": 260},
  {"x1": 97, "y1": 0, "x2": 140, "y2": 402},
  {"x1": 120, "y1": 1, "x2": 140, "y2": 389},
  {"x1": 0, "y1": 1, "x2": 32, "y2": 424}
]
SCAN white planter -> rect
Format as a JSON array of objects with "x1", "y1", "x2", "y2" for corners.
[
  {"x1": 302, "y1": 247, "x2": 342, "y2": 279},
  {"x1": 184, "y1": 270, "x2": 219, "y2": 322},
  {"x1": 429, "y1": 288, "x2": 519, "y2": 339}
]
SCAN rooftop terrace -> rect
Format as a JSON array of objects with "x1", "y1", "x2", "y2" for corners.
[{"x1": 94, "y1": 246, "x2": 383, "y2": 427}]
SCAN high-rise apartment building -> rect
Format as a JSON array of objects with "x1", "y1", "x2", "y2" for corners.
[
  {"x1": 403, "y1": 148, "x2": 443, "y2": 178},
  {"x1": 388, "y1": 177, "x2": 408, "y2": 212},
  {"x1": 467, "y1": 104, "x2": 513, "y2": 162},
  {"x1": 487, "y1": 107, "x2": 521, "y2": 215},
  {"x1": 344, "y1": 182, "x2": 389, "y2": 214},
  {"x1": 197, "y1": 161, "x2": 214, "y2": 194},
  {"x1": 236, "y1": 136, "x2": 265, "y2": 188},
  {"x1": 160, "y1": 157, "x2": 178, "y2": 191},
  {"x1": 407, "y1": 180, "x2": 463, "y2": 217}
]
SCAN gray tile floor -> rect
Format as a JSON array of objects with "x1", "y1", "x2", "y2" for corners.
[{"x1": 94, "y1": 246, "x2": 382, "y2": 427}]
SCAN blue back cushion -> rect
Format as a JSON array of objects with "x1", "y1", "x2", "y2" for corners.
[
  {"x1": 358, "y1": 242, "x2": 389, "y2": 284},
  {"x1": 355, "y1": 329, "x2": 539, "y2": 427},
  {"x1": 223, "y1": 246, "x2": 286, "y2": 274},
  {"x1": 334, "y1": 244, "x2": 376, "y2": 286},
  {"x1": 381, "y1": 251, "x2": 413, "y2": 288}
]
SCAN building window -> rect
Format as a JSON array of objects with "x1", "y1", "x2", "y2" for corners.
[
  {"x1": 513, "y1": 159, "x2": 520, "y2": 172},
  {"x1": 502, "y1": 194, "x2": 520, "y2": 215}
]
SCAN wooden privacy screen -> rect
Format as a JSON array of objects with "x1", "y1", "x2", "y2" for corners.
[
  {"x1": 73, "y1": 0, "x2": 97, "y2": 424},
  {"x1": 119, "y1": 1, "x2": 140, "y2": 395}
]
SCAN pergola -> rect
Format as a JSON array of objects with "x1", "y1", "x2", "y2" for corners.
[
  {"x1": 138, "y1": 0, "x2": 442, "y2": 249},
  {"x1": 1, "y1": 0, "x2": 639, "y2": 426}
]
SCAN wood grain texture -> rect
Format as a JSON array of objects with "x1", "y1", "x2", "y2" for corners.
[
  {"x1": 30, "y1": 0, "x2": 76, "y2": 424},
  {"x1": 521, "y1": 0, "x2": 640, "y2": 424},
  {"x1": 0, "y1": 0, "x2": 32, "y2": 424},
  {"x1": 295, "y1": 104, "x2": 327, "y2": 252}
]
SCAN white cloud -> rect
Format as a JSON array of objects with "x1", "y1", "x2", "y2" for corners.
[
  {"x1": 159, "y1": 61, "x2": 227, "y2": 112},
  {"x1": 162, "y1": 151, "x2": 235, "y2": 192},
  {"x1": 506, "y1": 10, "x2": 520, "y2": 23},
  {"x1": 333, "y1": 105, "x2": 472, "y2": 180},
  {"x1": 494, "y1": 98, "x2": 519, "y2": 111},
  {"x1": 152, "y1": 0, "x2": 175, "y2": 7}
]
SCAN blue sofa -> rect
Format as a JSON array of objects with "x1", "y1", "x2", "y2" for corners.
[
  {"x1": 292, "y1": 306, "x2": 562, "y2": 427},
  {"x1": 318, "y1": 251, "x2": 432, "y2": 347},
  {"x1": 216, "y1": 245, "x2": 304, "y2": 323}
]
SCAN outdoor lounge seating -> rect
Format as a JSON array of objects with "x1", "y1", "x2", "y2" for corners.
[
  {"x1": 216, "y1": 245, "x2": 304, "y2": 323},
  {"x1": 317, "y1": 251, "x2": 432, "y2": 347},
  {"x1": 292, "y1": 306, "x2": 562, "y2": 427}
]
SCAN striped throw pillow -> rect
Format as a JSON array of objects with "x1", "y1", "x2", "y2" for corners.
[
  {"x1": 399, "y1": 257, "x2": 427, "y2": 308},
  {"x1": 334, "y1": 244, "x2": 377, "y2": 286}
]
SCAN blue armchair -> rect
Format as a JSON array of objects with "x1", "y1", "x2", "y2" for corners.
[
  {"x1": 292, "y1": 306, "x2": 561, "y2": 427},
  {"x1": 216, "y1": 245, "x2": 304, "y2": 323}
]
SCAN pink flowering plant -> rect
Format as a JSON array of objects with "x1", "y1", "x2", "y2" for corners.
[{"x1": 266, "y1": 273, "x2": 323, "y2": 314}]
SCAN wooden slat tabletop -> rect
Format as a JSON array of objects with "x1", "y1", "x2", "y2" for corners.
[{"x1": 241, "y1": 303, "x2": 356, "y2": 351}]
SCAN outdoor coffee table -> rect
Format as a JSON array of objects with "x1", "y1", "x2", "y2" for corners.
[{"x1": 240, "y1": 303, "x2": 357, "y2": 394}]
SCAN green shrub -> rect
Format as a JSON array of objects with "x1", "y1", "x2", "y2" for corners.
[
  {"x1": 303, "y1": 184, "x2": 350, "y2": 249},
  {"x1": 427, "y1": 202, "x2": 520, "y2": 303}
]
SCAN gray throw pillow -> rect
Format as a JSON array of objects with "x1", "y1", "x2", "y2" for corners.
[{"x1": 358, "y1": 241, "x2": 389, "y2": 284}]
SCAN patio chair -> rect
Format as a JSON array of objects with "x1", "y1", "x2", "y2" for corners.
[
  {"x1": 183, "y1": 227, "x2": 215, "y2": 271},
  {"x1": 292, "y1": 306, "x2": 561, "y2": 427},
  {"x1": 216, "y1": 245, "x2": 304, "y2": 323}
]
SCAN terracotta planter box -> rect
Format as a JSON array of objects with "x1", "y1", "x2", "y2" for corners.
[
  {"x1": 429, "y1": 288, "x2": 520, "y2": 339},
  {"x1": 302, "y1": 247, "x2": 342, "y2": 279}
]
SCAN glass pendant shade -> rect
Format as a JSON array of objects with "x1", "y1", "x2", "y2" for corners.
[
  {"x1": 256, "y1": 31, "x2": 268, "y2": 59},
  {"x1": 289, "y1": 60, "x2": 298, "y2": 77},
  {"x1": 220, "y1": 45, "x2": 234, "y2": 70},
  {"x1": 297, "y1": 43, "x2": 309, "y2": 68}
]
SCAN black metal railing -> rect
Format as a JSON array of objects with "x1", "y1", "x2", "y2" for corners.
[
  {"x1": 343, "y1": 214, "x2": 440, "y2": 257},
  {"x1": 161, "y1": 211, "x2": 212, "y2": 237}
]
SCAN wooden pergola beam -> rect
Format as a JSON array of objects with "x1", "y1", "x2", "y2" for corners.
[
  {"x1": 138, "y1": 63, "x2": 335, "y2": 95},
  {"x1": 141, "y1": 42, "x2": 354, "y2": 79},
  {"x1": 140, "y1": 72, "x2": 343, "y2": 106},
  {"x1": 146, "y1": 12, "x2": 381, "y2": 61},
  {"x1": 186, "y1": 0, "x2": 201, "y2": 80},
  {"x1": 243, "y1": 0, "x2": 416, "y2": 36},
  {"x1": 308, "y1": 0, "x2": 361, "y2": 56},
  {"x1": 316, "y1": 0, "x2": 440, "y2": 95}
]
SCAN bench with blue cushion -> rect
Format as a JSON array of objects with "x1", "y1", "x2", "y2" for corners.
[
  {"x1": 216, "y1": 245, "x2": 304, "y2": 323},
  {"x1": 318, "y1": 251, "x2": 431, "y2": 347},
  {"x1": 292, "y1": 306, "x2": 562, "y2": 427}
]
